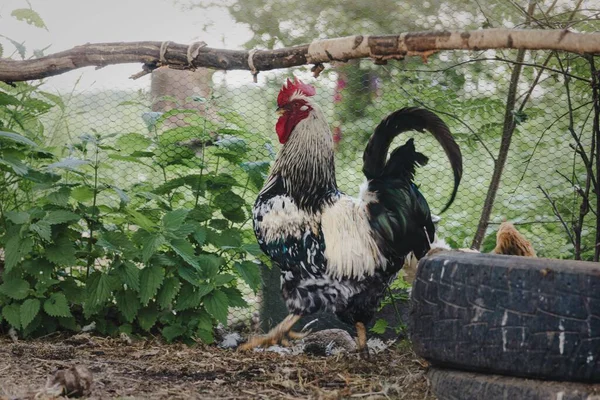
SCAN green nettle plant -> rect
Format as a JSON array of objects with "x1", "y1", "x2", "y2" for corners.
[{"x1": 0, "y1": 81, "x2": 272, "y2": 341}]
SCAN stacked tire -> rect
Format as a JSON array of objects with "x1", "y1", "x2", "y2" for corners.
[{"x1": 409, "y1": 251, "x2": 600, "y2": 399}]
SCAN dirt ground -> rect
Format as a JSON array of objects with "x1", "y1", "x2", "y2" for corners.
[{"x1": 0, "y1": 334, "x2": 435, "y2": 400}]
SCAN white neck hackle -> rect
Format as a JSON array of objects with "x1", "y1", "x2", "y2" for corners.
[{"x1": 269, "y1": 96, "x2": 337, "y2": 208}]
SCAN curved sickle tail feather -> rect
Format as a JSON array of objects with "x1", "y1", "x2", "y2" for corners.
[{"x1": 362, "y1": 107, "x2": 463, "y2": 213}]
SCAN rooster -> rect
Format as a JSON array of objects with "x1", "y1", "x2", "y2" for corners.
[{"x1": 240, "y1": 78, "x2": 462, "y2": 356}]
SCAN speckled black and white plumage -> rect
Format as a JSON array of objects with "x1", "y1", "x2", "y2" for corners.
[{"x1": 253, "y1": 88, "x2": 462, "y2": 329}]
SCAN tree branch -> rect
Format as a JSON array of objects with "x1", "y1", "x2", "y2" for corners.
[
  {"x1": 589, "y1": 55, "x2": 600, "y2": 261},
  {"x1": 539, "y1": 185, "x2": 577, "y2": 249},
  {"x1": 1, "y1": 29, "x2": 600, "y2": 82},
  {"x1": 471, "y1": 1, "x2": 538, "y2": 249}
]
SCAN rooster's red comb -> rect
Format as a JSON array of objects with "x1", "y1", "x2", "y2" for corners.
[{"x1": 277, "y1": 77, "x2": 316, "y2": 107}]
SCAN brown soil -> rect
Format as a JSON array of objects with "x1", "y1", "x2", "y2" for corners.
[{"x1": 0, "y1": 334, "x2": 435, "y2": 400}]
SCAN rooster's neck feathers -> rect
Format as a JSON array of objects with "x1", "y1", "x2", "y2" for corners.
[{"x1": 269, "y1": 102, "x2": 337, "y2": 210}]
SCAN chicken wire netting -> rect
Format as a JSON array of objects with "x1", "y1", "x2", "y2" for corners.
[{"x1": 3, "y1": 0, "x2": 600, "y2": 334}]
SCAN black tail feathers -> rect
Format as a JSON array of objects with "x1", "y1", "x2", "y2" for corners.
[{"x1": 362, "y1": 107, "x2": 463, "y2": 213}]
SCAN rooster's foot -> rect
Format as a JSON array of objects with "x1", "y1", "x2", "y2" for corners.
[{"x1": 239, "y1": 314, "x2": 304, "y2": 351}]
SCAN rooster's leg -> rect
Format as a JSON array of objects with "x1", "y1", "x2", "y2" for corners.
[
  {"x1": 239, "y1": 314, "x2": 303, "y2": 351},
  {"x1": 355, "y1": 322, "x2": 370, "y2": 359}
]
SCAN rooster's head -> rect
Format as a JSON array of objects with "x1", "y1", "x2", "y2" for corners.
[{"x1": 276, "y1": 77, "x2": 317, "y2": 144}]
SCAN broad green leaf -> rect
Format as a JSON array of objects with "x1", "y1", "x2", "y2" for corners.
[
  {"x1": 59, "y1": 279, "x2": 85, "y2": 305},
  {"x1": 22, "y1": 313, "x2": 43, "y2": 336},
  {"x1": 4, "y1": 235, "x2": 33, "y2": 272},
  {"x1": 170, "y1": 223, "x2": 196, "y2": 238},
  {"x1": 188, "y1": 204, "x2": 212, "y2": 222},
  {"x1": 177, "y1": 265, "x2": 201, "y2": 286},
  {"x1": 141, "y1": 233, "x2": 166, "y2": 262},
  {"x1": 139, "y1": 266, "x2": 165, "y2": 306},
  {"x1": 115, "y1": 290, "x2": 141, "y2": 323},
  {"x1": 242, "y1": 243, "x2": 262, "y2": 256},
  {"x1": 6, "y1": 211, "x2": 30, "y2": 224},
  {"x1": 196, "y1": 328, "x2": 214, "y2": 344},
  {"x1": 98, "y1": 231, "x2": 137, "y2": 256},
  {"x1": 44, "y1": 293, "x2": 72, "y2": 317},
  {"x1": 204, "y1": 290, "x2": 229, "y2": 325},
  {"x1": 111, "y1": 186, "x2": 130, "y2": 204},
  {"x1": 43, "y1": 210, "x2": 81, "y2": 225},
  {"x1": 213, "y1": 273, "x2": 235, "y2": 286},
  {"x1": 0, "y1": 130, "x2": 37, "y2": 146},
  {"x1": 86, "y1": 272, "x2": 113, "y2": 308},
  {"x1": 162, "y1": 209, "x2": 189, "y2": 231},
  {"x1": 30, "y1": 221, "x2": 51, "y2": 241},
  {"x1": 155, "y1": 110, "x2": 199, "y2": 128},
  {"x1": 0, "y1": 278, "x2": 30, "y2": 300},
  {"x1": 115, "y1": 261, "x2": 140, "y2": 292},
  {"x1": 137, "y1": 305, "x2": 159, "y2": 331},
  {"x1": 197, "y1": 254, "x2": 222, "y2": 279},
  {"x1": 193, "y1": 226, "x2": 207, "y2": 246},
  {"x1": 175, "y1": 283, "x2": 212, "y2": 311},
  {"x1": 169, "y1": 239, "x2": 200, "y2": 269},
  {"x1": 20, "y1": 298, "x2": 40, "y2": 329},
  {"x1": 116, "y1": 133, "x2": 152, "y2": 153},
  {"x1": 57, "y1": 316, "x2": 79, "y2": 331},
  {"x1": 45, "y1": 187, "x2": 71, "y2": 206},
  {"x1": 221, "y1": 287, "x2": 248, "y2": 308},
  {"x1": 11, "y1": 8, "x2": 47, "y2": 29},
  {"x1": 149, "y1": 254, "x2": 177, "y2": 267},
  {"x1": 213, "y1": 192, "x2": 245, "y2": 212},
  {"x1": 22, "y1": 258, "x2": 52, "y2": 282},
  {"x1": 234, "y1": 261, "x2": 262, "y2": 293},
  {"x1": 153, "y1": 176, "x2": 187, "y2": 195},
  {"x1": 205, "y1": 173, "x2": 239, "y2": 192},
  {"x1": 0, "y1": 152, "x2": 28, "y2": 175},
  {"x1": 157, "y1": 277, "x2": 181, "y2": 309},
  {"x1": 240, "y1": 160, "x2": 271, "y2": 189},
  {"x1": 195, "y1": 308, "x2": 213, "y2": 332},
  {"x1": 44, "y1": 236, "x2": 77, "y2": 266},
  {"x1": 215, "y1": 136, "x2": 248, "y2": 153},
  {"x1": 207, "y1": 228, "x2": 242, "y2": 248},
  {"x1": 209, "y1": 219, "x2": 229, "y2": 231},
  {"x1": 370, "y1": 319, "x2": 389, "y2": 334},
  {"x1": 127, "y1": 208, "x2": 157, "y2": 232},
  {"x1": 222, "y1": 208, "x2": 246, "y2": 223},
  {"x1": 70, "y1": 186, "x2": 95, "y2": 202},
  {"x1": 2, "y1": 304, "x2": 21, "y2": 329},
  {"x1": 46, "y1": 157, "x2": 90, "y2": 170},
  {"x1": 162, "y1": 324, "x2": 186, "y2": 342}
]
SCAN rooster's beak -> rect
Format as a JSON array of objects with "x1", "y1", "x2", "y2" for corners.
[{"x1": 276, "y1": 107, "x2": 285, "y2": 116}]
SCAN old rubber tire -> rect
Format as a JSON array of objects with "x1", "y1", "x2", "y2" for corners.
[
  {"x1": 428, "y1": 367, "x2": 600, "y2": 400},
  {"x1": 409, "y1": 252, "x2": 600, "y2": 382}
]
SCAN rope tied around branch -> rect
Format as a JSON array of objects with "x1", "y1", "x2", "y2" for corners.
[
  {"x1": 159, "y1": 41, "x2": 171, "y2": 64},
  {"x1": 248, "y1": 49, "x2": 259, "y2": 83},
  {"x1": 186, "y1": 41, "x2": 208, "y2": 68}
]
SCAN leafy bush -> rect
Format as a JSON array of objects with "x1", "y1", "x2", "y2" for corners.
[{"x1": 0, "y1": 80, "x2": 271, "y2": 342}]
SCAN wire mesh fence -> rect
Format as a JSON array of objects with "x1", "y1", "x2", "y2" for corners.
[{"x1": 1, "y1": 0, "x2": 599, "y2": 338}]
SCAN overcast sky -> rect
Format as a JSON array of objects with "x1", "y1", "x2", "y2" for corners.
[{"x1": 1, "y1": 0, "x2": 253, "y2": 92}]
